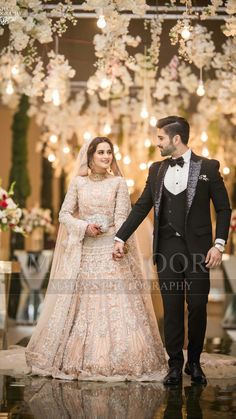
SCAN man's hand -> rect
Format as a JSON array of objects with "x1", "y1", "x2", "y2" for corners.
[
  {"x1": 112, "y1": 241, "x2": 125, "y2": 261},
  {"x1": 205, "y1": 246, "x2": 223, "y2": 268},
  {"x1": 86, "y1": 223, "x2": 101, "y2": 237}
]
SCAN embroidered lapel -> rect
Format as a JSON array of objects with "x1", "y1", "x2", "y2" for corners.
[
  {"x1": 185, "y1": 153, "x2": 202, "y2": 218},
  {"x1": 154, "y1": 160, "x2": 169, "y2": 217}
]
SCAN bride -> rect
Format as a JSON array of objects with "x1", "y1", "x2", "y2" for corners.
[{"x1": 24, "y1": 136, "x2": 168, "y2": 381}]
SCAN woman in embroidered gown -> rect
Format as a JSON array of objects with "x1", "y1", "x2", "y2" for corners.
[{"x1": 24, "y1": 137, "x2": 167, "y2": 381}]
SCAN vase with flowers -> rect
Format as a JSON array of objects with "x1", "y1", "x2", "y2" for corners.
[
  {"x1": 21, "y1": 206, "x2": 55, "y2": 251},
  {"x1": 0, "y1": 179, "x2": 24, "y2": 259}
]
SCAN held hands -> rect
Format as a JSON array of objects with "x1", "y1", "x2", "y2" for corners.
[
  {"x1": 112, "y1": 241, "x2": 125, "y2": 261},
  {"x1": 86, "y1": 223, "x2": 102, "y2": 237},
  {"x1": 205, "y1": 246, "x2": 222, "y2": 268}
]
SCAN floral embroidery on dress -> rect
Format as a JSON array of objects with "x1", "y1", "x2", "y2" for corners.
[{"x1": 26, "y1": 175, "x2": 167, "y2": 381}]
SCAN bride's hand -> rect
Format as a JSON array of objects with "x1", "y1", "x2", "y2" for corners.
[
  {"x1": 86, "y1": 223, "x2": 102, "y2": 237},
  {"x1": 112, "y1": 241, "x2": 125, "y2": 261}
]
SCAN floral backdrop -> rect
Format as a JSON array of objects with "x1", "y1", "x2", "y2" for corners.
[{"x1": 0, "y1": 0, "x2": 236, "y2": 193}]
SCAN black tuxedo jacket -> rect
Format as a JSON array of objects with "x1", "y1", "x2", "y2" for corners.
[{"x1": 116, "y1": 152, "x2": 232, "y2": 264}]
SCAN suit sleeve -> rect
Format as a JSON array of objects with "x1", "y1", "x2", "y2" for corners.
[
  {"x1": 209, "y1": 160, "x2": 232, "y2": 243},
  {"x1": 115, "y1": 167, "x2": 154, "y2": 242}
]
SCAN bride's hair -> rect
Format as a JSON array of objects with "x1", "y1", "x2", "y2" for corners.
[{"x1": 87, "y1": 137, "x2": 114, "y2": 169}]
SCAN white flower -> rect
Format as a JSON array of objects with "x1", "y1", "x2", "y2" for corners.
[
  {"x1": 2, "y1": 217, "x2": 7, "y2": 224},
  {"x1": 12, "y1": 33, "x2": 30, "y2": 51},
  {"x1": 6, "y1": 198, "x2": 17, "y2": 209}
]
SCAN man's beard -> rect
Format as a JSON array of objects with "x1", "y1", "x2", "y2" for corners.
[{"x1": 160, "y1": 141, "x2": 176, "y2": 157}]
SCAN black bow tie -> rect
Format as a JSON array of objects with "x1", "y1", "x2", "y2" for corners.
[{"x1": 169, "y1": 156, "x2": 185, "y2": 168}]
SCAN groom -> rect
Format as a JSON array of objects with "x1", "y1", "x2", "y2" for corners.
[{"x1": 113, "y1": 116, "x2": 231, "y2": 386}]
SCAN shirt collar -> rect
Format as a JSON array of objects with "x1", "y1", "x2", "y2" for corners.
[{"x1": 181, "y1": 148, "x2": 191, "y2": 163}]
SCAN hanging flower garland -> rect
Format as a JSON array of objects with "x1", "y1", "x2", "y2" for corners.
[
  {"x1": 84, "y1": 0, "x2": 148, "y2": 100},
  {"x1": 0, "y1": 0, "x2": 77, "y2": 63},
  {"x1": 222, "y1": 0, "x2": 236, "y2": 37},
  {"x1": 200, "y1": 0, "x2": 223, "y2": 20},
  {"x1": 43, "y1": 51, "x2": 75, "y2": 106},
  {"x1": 212, "y1": 38, "x2": 236, "y2": 125},
  {"x1": 87, "y1": 10, "x2": 141, "y2": 100},
  {"x1": 0, "y1": 48, "x2": 31, "y2": 108},
  {"x1": 82, "y1": 0, "x2": 149, "y2": 16},
  {"x1": 170, "y1": 23, "x2": 215, "y2": 69}
]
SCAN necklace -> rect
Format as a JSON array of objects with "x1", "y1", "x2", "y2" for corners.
[{"x1": 89, "y1": 171, "x2": 108, "y2": 181}]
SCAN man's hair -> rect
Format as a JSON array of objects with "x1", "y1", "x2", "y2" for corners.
[{"x1": 157, "y1": 116, "x2": 190, "y2": 145}]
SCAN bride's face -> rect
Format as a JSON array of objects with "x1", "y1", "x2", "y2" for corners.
[{"x1": 92, "y1": 142, "x2": 113, "y2": 172}]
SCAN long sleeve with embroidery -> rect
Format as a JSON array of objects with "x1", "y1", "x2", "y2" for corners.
[
  {"x1": 58, "y1": 177, "x2": 88, "y2": 237},
  {"x1": 114, "y1": 178, "x2": 131, "y2": 232}
]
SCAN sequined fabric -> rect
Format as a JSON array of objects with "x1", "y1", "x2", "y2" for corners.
[{"x1": 26, "y1": 175, "x2": 167, "y2": 381}]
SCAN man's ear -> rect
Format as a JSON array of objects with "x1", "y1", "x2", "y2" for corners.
[{"x1": 173, "y1": 134, "x2": 181, "y2": 145}]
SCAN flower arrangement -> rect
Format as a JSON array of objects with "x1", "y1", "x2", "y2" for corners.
[
  {"x1": 0, "y1": 180, "x2": 24, "y2": 233},
  {"x1": 20, "y1": 206, "x2": 55, "y2": 234}
]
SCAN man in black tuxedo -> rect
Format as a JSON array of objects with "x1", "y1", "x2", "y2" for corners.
[{"x1": 113, "y1": 116, "x2": 231, "y2": 386}]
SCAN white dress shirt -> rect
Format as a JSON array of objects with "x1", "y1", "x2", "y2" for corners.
[
  {"x1": 115, "y1": 148, "x2": 225, "y2": 246},
  {"x1": 164, "y1": 148, "x2": 191, "y2": 195}
]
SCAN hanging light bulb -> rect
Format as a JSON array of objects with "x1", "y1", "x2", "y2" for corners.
[
  {"x1": 97, "y1": 14, "x2": 106, "y2": 29},
  {"x1": 63, "y1": 146, "x2": 70, "y2": 154},
  {"x1": 100, "y1": 77, "x2": 111, "y2": 89},
  {"x1": 140, "y1": 103, "x2": 149, "y2": 119},
  {"x1": 11, "y1": 65, "x2": 19, "y2": 76},
  {"x1": 52, "y1": 89, "x2": 61, "y2": 106},
  {"x1": 139, "y1": 163, "x2": 147, "y2": 170},
  {"x1": 103, "y1": 123, "x2": 111, "y2": 135},
  {"x1": 123, "y1": 155, "x2": 131, "y2": 165},
  {"x1": 223, "y1": 167, "x2": 230, "y2": 175},
  {"x1": 149, "y1": 116, "x2": 157, "y2": 127},
  {"x1": 6, "y1": 80, "x2": 14, "y2": 95},
  {"x1": 49, "y1": 134, "x2": 58, "y2": 144},
  {"x1": 196, "y1": 80, "x2": 205, "y2": 97},
  {"x1": 144, "y1": 138, "x2": 151, "y2": 148},
  {"x1": 115, "y1": 152, "x2": 122, "y2": 161},
  {"x1": 48, "y1": 153, "x2": 56, "y2": 162},
  {"x1": 114, "y1": 145, "x2": 119, "y2": 154},
  {"x1": 181, "y1": 24, "x2": 191, "y2": 40},
  {"x1": 201, "y1": 131, "x2": 208, "y2": 142},
  {"x1": 126, "y1": 179, "x2": 134, "y2": 187},
  {"x1": 83, "y1": 131, "x2": 92, "y2": 141},
  {"x1": 202, "y1": 147, "x2": 209, "y2": 157}
]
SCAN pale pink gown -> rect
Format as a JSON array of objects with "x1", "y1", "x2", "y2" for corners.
[{"x1": 25, "y1": 175, "x2": 167, "y2": 381}]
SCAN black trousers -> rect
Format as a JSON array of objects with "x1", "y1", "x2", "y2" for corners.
[{"x1": 156, "y1": 235, "x2": 210, "y2": 368}]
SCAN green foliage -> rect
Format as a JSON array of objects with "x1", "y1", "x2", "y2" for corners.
[
  {"x1": 9, "y1": 95, "x2": 31, "y2": 208},
  {"x1": 41, "y1": 156, "x2": 53, "y2": 212}
]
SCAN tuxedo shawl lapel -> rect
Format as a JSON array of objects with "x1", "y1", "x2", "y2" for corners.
[
  {"x1": 154, "y1": 159, "x2": 169, "y2": 217},
  {"x1": 185, "y1": 152, "x2": 202, "y2": 219}
]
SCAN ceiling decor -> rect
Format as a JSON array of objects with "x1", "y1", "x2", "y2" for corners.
[{"x1": 0, "y1": 1, "x2": 235, "y2": 185}]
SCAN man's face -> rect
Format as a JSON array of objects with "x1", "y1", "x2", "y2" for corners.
[{"x1": 156, "y1": 127, "x2": 177, "y2": 157}]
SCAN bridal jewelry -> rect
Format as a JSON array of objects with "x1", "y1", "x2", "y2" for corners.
[{"x1": 89, "y1": 171, "x2": 109, "y2": 181}]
